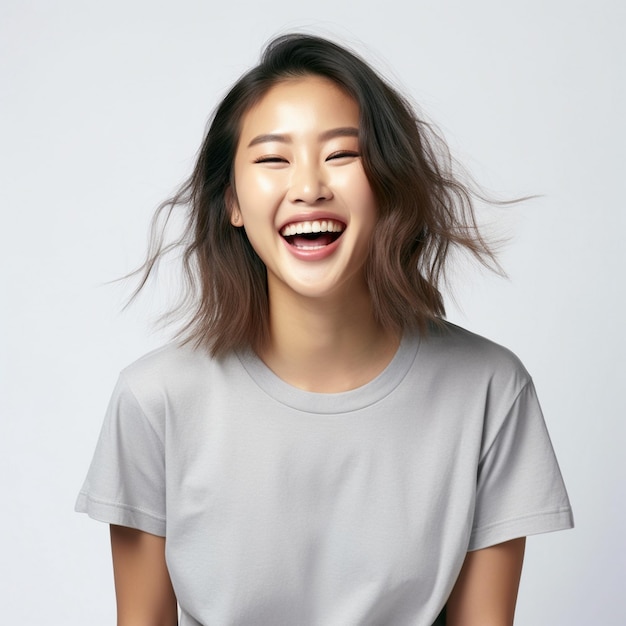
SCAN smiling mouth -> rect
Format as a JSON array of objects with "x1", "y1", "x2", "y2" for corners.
[{"x1": 280, "y1": 219, "x2": 345, "y2": 250}]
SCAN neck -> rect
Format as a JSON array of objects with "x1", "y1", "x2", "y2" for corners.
[{"x1": 259, "y1": 282, "x2": 400, "y2": 393}]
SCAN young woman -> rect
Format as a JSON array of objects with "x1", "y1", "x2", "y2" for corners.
[{"x1": 76, "y1": 34, "x2": 573, "y2": 625}]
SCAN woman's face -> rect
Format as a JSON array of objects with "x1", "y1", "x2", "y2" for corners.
[{"x1": 230, "y1": 75, "x2": 377, "y2": 304}]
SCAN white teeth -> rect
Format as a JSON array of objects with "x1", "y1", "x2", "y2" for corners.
[{"x1": 280, "y1": 219, "x2": 345, "y2": 237}]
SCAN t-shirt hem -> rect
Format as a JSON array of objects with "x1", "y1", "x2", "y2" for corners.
[
  {"x1": 75, "y1": 492, "x2": 166, "y2": 537},
  {"x1": 468, "y1": 506, "x2": 574, "y2": 551}
]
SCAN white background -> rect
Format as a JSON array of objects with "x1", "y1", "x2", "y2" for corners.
[{"x1": 1, "y1": 1, "x2": 624, "y2": 624}]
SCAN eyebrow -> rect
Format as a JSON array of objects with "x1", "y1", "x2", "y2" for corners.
[{"x1": 247, "y1": 126, "x2": 359, "y2": 148}]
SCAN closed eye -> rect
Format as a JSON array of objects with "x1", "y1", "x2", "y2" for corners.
[
  {"x1": 254, "y1": 155, "x2": 288, "y2": 164},
  {"x1": 326, "y1": 151, "x2": 360, "y2": 161}
]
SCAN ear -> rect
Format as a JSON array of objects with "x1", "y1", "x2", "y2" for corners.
[{"x1": 225, "y1": 186, "x2": 244, "y2": 227}]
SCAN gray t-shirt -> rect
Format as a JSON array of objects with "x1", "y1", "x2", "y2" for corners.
[{"x1": 76, "y1": 323, "x2": 573, "y2": 625}]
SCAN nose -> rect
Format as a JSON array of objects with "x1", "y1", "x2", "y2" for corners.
[{"x1": 287, "y1": 161, "x2": 333, "y2": 204}]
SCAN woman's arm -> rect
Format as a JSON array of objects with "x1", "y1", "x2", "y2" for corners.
[
  {"x1": 110, "y1": 524, "x2": 178, "y2": 626},
  {"x1": 446, "y1": 537, "x2": 526, "y2": 626}
]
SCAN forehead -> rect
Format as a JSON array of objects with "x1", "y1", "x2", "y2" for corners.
[{"x1": 238, "y1": 76, "x2": 360, "y2": 140}]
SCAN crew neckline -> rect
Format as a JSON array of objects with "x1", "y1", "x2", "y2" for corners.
[{"x1": 235, "y1": 332, "x2": 421, "y2": 415}]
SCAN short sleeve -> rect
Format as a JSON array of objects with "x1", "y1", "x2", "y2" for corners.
[
  {"x1": 468, "y1": 380, "x2": 573, "y2": 550},
  {"x1": 75, "y1": 373, "x2": 167, "y2": 536}
]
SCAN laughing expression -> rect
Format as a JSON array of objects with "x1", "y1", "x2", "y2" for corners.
[{"x1": 230, "y1": 75, "x2": 377, "y2": 303}]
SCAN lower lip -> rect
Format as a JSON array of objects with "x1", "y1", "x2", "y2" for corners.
[{"x1": 281, "y1": 234, "x2": 343, "y2": 261}]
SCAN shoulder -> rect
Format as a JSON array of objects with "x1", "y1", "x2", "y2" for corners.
[
  {"x1": 116, "y1": 341, "x2": 223, "y2": 418},
  {"x1": 121, "y1": 341, "x2": 213, "y2": 384},
  {"x1": 425, "y1": 321, "x2": 526, "y2": 365},
  {"x1": 418, "y1": 321, "x2": 532, "y2": 397}
]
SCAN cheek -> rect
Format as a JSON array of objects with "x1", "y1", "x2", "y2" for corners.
[
  {"x1": 255, "y1": 172, "x2": 284, "y2": 197},
  {"x1": 341, "y1": 171, "x2": 377, "y2": 220},
  {"x1": 236, "y1": 169, "x2": 285, "y2": 209}
]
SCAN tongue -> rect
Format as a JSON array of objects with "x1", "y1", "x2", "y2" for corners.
[{"x1": 290, "y1": 233, "x2": 335, "y2": 248}]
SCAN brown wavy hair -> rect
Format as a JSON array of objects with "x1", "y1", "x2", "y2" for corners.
[{"x1": 131, "y1": 34, "x2": 502, "y2": 356}]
